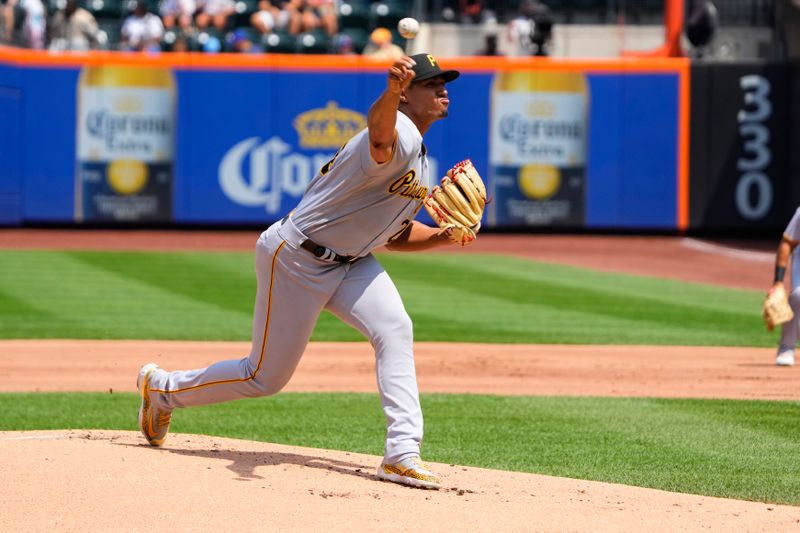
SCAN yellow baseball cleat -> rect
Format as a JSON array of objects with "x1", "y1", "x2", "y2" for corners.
[
  {"x1": 137, "y1": 363, "x2": 172, "y2": 446},
  {"x1": 377, "y1": 456, "x2": 441, "y2": 490}
]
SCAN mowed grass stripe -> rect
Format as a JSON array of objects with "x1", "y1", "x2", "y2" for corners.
[
  {"x1": 391, "y1": 253, "x2": 758, "y2": 315},
  {"x1": 382, "y1": 254, "x2": 765, "y2": 345},
  {"x1": 67, "y1": 251, "x2": 256, "y2": 316},
  {"x1": 0, "y1": 249, "x2": 775, "y2": 346},
  {"x1": 1, "y1": 392, "x2": 798, "y2": 504},
  {"x1": 408, "y1": 253, "x2": 755, "y2": 311},
  {"x1": 0, "y1": 250, "x2": 253, "y2": 339}
]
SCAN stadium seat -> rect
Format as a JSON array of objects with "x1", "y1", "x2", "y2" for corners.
[
  {"x1": 261, "y1": 30, "x2": 297, "y2": 53},
  {"x1": 97, "y1": 19, "x2": 123, "y2": 49},
  {"x1": 193, "y1": 28, "x2": 224, "y2": 52},
  {"x1": 160, "y1": 29, "x2": 180, "y2": 51},
  {"x1": 337, "y1": 1, "x2": 370, "y2": 31},
  {"x1": 231, "y1": 0, "x2": 259, "y2": 29},
  {"x1": 160, "y1": 28, "x2": 196, "y2": 51},
  {"x1": 369, "y1": 0, "x2": 409, "y2": 33},
  {"x1": 83, "y1": 0, "x2": 124, "y2": 19},
  {"x1": 48, "y1": 0, "x2": 67, "y2": 14},
  {"x1": 295, "y1": 29, "x2": 332, "y2": 54}
]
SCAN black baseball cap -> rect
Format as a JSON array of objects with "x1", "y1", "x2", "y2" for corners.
[{"x1": 409, "y1": 53, "x2": 460, "y2": 83}]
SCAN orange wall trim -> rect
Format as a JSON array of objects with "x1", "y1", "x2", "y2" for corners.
[
  {"x1": 0, "y1": 46, "x2": 689, "y2": 73},
  {"x1": 676, "y1": 60, "x2": 691, "y2": 232}
]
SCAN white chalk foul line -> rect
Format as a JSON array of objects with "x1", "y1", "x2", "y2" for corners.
[{"x1": 681, "y1": 238, "x2": 773, "y2": 263}]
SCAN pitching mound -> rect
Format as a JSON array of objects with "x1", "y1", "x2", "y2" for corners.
[{"x1": 2, "y1": 430, "x2": 797, "y2": 532}]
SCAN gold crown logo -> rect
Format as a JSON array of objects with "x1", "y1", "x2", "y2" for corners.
[{"x1": 293, "y1": 101, "x2": 366, "y2": 149}]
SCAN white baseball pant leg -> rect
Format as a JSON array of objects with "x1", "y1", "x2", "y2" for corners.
[
  {"x1": 147, "y1": 222, "x2": 346, "y2": 409},
  {"x1": 326, "y1": 255, "x2": 423, "y2": 463},
  {"x1": 779, "y1": 251, "x2": 800, "y2": 350}
]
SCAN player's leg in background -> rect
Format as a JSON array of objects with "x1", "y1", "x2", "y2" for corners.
[
  {"x1": 147, "y1": 224, "x2": 341, "y2": 409},
  {"x1": 777, "y1": 251, "x2": 800, "y2": 365},
  {"x1": 325, "y1": 255, "x2": 423, "y2": 462},
  {"x1": 777, "y1": 300, "x2": 798, "y2": 365}
]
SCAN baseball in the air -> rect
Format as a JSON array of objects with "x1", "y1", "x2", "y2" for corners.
[{"x1": 397, "y1": 17, "x2": 420, "y2": 39}]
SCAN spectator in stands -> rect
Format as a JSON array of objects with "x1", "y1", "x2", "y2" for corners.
[
  {"x1": 250, "y1": 0, "x2": 291, "y2": 36},
  {"x1": 506, "y1": 0, "x2": 533, "y2": 56},
  {"x1": 171, "y1": 32, "x2": 189, "y2": 50},
  {"x1": 47, "y1": 0, "x2": 101, "y2": 50},
  {"x1": 226, "y1": 27, "x2": 263, "y2": 52},
  {"x1": 776, "y1": 0, "x2": 800, "y2": 60},
  {"x1": 362, "y1": 27, "x2": 404, "y2": 60},
  {"x1": 159, "y1": 0, "x2": 196, "y2": 33},
  {"x1": 459, "y1": 0, "x2": 482, "y2": 23},
  {"x1": 333, "y1": 32, "x2": 355, "y2": 55},
  {"x1": 120, "y1": 0, "x2": 164, "y2": 52},
  {"x1": 685, "y1": 0, "x2": 718, "y2": 58},
  {"x1": 507, "y1": 0, "x2": 552, "y2": 57},
  {"x1": 528, "y1": 1, "x2": 552, "y2": 56},
  {"x1": 195, "y1": 0, "x2": 234, "y2": 33},
  {"x1": 440, "y1": 0, "x2": 496, "y2": 24},
  {"x1": 474, "y1": 22, "x2": 503, "y2": 56},
  {"x1": 298, "y1": 0, "x2": 335, "y2": 36},
  {"x1": 200, "y1": 31, "x2": 222, "y2": 51},
  {"x1": 0, "y1": 0, "x2": 10, "y2": 43},
  {"x1": 3, "y1": 0, "x2": 46, "y2": 49},
  {"x1": 161, "y1": 28, "x2": 191, "y2": 50},
  {"x1": 277, "y1": 0, "x2": 336, "y2": 37}
]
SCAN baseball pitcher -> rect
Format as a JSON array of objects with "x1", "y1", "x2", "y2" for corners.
[{"x1": 136, "y1": 53, "x2": 486, "y2": 489}]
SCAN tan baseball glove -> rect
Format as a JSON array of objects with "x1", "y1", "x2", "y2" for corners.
[
  {"x1": 423, "y1": 159, "x2": 487, "y2": 246},
  {"x1": 763, "y1": 284, "x2": 794, "y2": 331}
]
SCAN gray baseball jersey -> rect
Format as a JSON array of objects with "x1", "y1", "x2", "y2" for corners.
[
  {"x1": 145, "y1": 110, "x2": 432, "y2": 463},
  {"x1": 291, "y1": 111, "x2": 430, "y2": 257}
]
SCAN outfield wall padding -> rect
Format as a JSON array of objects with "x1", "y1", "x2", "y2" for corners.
[{"x1": 0, "y1": 50, "x2": 690, "y2": 229}]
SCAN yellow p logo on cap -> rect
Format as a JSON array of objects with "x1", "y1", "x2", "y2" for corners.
[{"x1": 426, "y1": 54, "x2": 437, "y2": 67}]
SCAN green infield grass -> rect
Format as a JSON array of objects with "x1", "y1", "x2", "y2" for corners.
[
  {"x1": 1, "y1": 392, "x2": 798, "y2": 505},
  {"x1": 0, "y1": 249, "x2": 773, "y2": 346}
]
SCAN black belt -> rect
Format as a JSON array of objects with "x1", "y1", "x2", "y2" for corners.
[
  {"x1": 281, "y1": 215, "x2": 360, "y2": 264},
  {"x1": 300, "y1": 239, "x2": 360, "y2": 264}
]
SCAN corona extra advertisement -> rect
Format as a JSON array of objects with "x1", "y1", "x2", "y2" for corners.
[
  {"x1": 75, "y1": 65, "x2": 175, "y2": 223},
  {"x1": 488, "y1": 70, "x2": 589, "y2": 227}
]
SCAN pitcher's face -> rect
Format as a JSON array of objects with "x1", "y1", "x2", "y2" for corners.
[{"x1": 404, "y1": 76, "x2": 450, "y2": 121}]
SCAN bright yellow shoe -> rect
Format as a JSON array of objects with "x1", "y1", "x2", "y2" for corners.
[
  {"x1": 137, "y1": 363, "x2": 172, "y2": 446},
  {"x1": 377, "y1": 456, "x2": 441, "y2": 490}
]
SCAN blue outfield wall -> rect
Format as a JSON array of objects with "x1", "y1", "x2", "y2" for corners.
[{"x1": 0, "y1": 55, "x2": 684, "y2": 229}]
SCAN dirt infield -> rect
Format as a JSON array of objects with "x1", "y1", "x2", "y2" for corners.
[
  {"x1": 3, "y1": 430, "x2": 799, "y2": 532},
  {"x1": 1, "y1": 229, "x2": 796, "y2": 531},
  {"x1": 1, "y1": 340, "x2": 797, "y2": 400}
]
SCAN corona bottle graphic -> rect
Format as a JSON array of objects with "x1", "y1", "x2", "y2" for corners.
[
  {"x1": 75, "y1": 65, "x2": 175, "y2": 222},
  {"x1": 488, "y1": 69, "x2": 588, "y2": 227}
]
